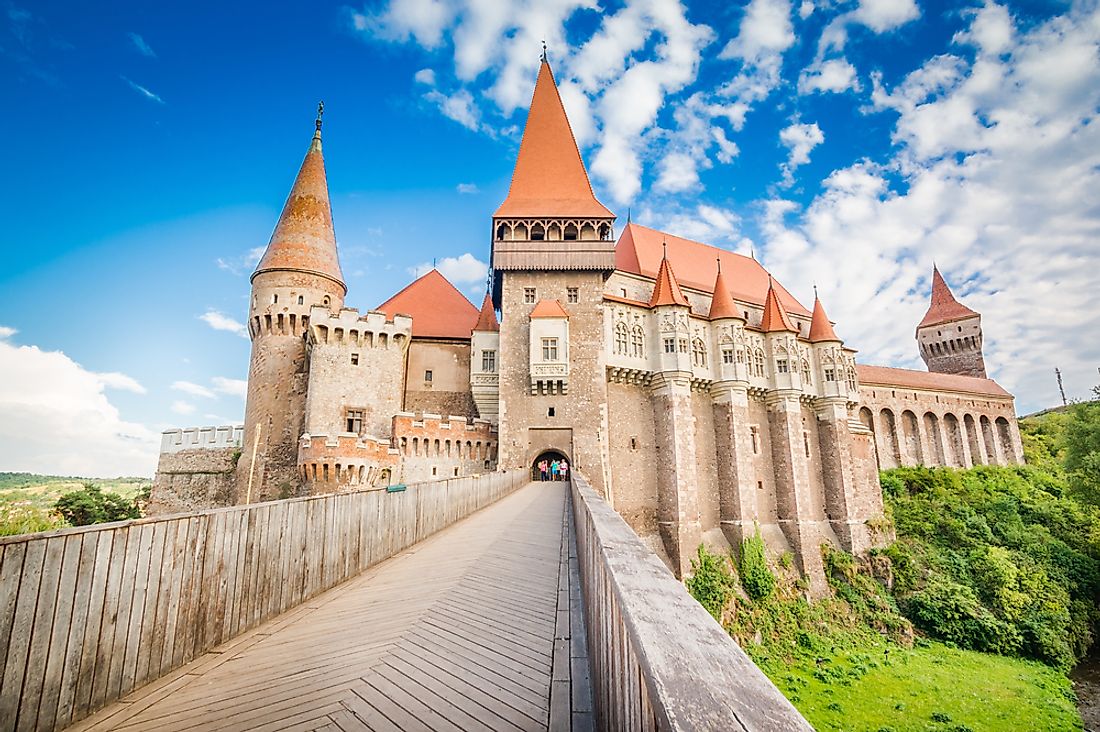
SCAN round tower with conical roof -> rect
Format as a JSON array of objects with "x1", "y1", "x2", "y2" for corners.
[
  {"x1": 237, "y1": 108, "x2": 347, "y2": 503},
  {"x1": 916, "y1": 265, "x2": 986, "y2": 378}
]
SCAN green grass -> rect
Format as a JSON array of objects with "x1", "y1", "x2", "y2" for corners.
[
  {"x1": 757, "y1": 639, "x2": 1080, "y2": 732},
  {"x1": 0, "y1": 473, "x2": 150, "y2": 537}
]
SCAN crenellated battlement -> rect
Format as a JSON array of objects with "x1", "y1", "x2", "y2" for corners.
[
  {"x1": 297, "y1": 432, "x2": 400, "y2": 490},
  {"x1": 392, "y1": 412, "x2": 496, "y2": 438},
  {"x1": 160, "y1": 426, "x2": 244, "y2": 454},
  {"x1": 306, "y1": 306, "x2": 412, "y2": 349}
]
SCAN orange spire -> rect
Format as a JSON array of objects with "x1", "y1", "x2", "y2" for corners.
[
  {"x1": 493, "y1": 61, "x2": 614, "y2": 219},
  {"x1": 918, "y1": 265, "x2": 978, "y2": 328},
  {"x1": 473, "y1": 292, "x2": 499, "y2": 332},
  {"x1": 760, "y1": 278, "x2": 797, "y2": 333},
  {"x1": 253, "y1": 104, "x2": 345, "y2": 292},
  {"x1": 707, "y1": 259, "x2": 740, "y2": 320},
  {"x1": 808, "y1": 292, "x2": 840, "y2": 342},
  {"x1": 649, "y1": 249, "x2": 690, "y2": 308}
]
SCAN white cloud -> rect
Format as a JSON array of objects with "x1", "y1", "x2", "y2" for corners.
[
  {"x1": 414, "y1": 67, "x2": 435, "y2": 85},
  {"x1": 349, "y1": 0, "x2": 453, "y2": 48},
  {"x1": 852, "y1": 0, "x2": 920, "y2": 33},
  {"x1": 799, "y1": 58, "x2": 861, "y2": 94},
  {"x1": 216, "y1": 246, "x2": 265, "y2": 275},
  {"x1": 127, "y1": 32, "x2": 155, "y2": 57},
  {"x1": 655, "y1": 152, "x2": 701, "y2": 193},
  {"x1": 171, "y1": 400, "x2": 196, "y2": 416},
  {"x1": 199, "y1": 310, "x2": 248, "y2": 339},
  {"x1": 0, "y1": 326, "x2": 17, "y2": 340},
  {"x1": 456, "y1": 182, "x2": 479, "y2": 194},
  {"x1": 778, "y1": 122, "x2": 825, "y2": 185},
  {"x1": 720, "y1": 0, "x2": 796, "y2": 64},
  {"x1": 172, "y1": 380, "x2": 216, "y2": 399},
  {"x1": 120, "y1": 76, "x2": 164, "y2": 104},
  {"x1": 409, "y1": 252, "x2": 488, "y2": 284},
  {"x1": 0, "y1": 339, "x2": 158, "y2": 477},
  {"x1": 212, "y1": 377, "x2": 248, "y2": 399},
  {"x1": 95, "y1": 372, "x2": 147, "y2": 395},
  {"x1": 424, "y1": 88, "x2": 481, "y2": 131}
]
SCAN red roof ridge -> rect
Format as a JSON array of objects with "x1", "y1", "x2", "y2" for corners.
[
  {"x1": 918, "y1": 265, "x2": 979, "y2": 329},
  {"x1": 493, "y1": 61, "x2": 614, "y2": 219},
  {"x1": 473, "y1": 293, "x2": 499, "y2": 332},
  {"x1": 760, "y1": 279, "x2": 798, "y2": 333},
  {"x1": 530, "y1": 299, "x2": 570, "y2": 319},
  {"x1": 856, "y1": 364, "x2": 1011, "y2": 398},
  {"x1": 253, "y1": 123, "x2": 345, "y2": 292},
  {"x1": 707, "y1": 260, "x2": 740, "y2": 320},
  {"x1": 376, "y1": 269, "x2": 479, "y2": 339},
  {"x1": 808, "y1": 293, "x2": 840, "y2": 342},
  {"x1": 648, "y1": 252, "x2": 690, "y2": 308}
]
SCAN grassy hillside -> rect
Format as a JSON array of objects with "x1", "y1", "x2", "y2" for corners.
[{"x1": 0, "y1": 473, "x2": 150, "y2": 537}]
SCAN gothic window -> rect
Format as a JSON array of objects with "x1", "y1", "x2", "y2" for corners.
[
  {"x1": 800, "y1": 359, "x2": 811, "y2": 383},
  {"x1": 753, "y1": 348, "x2": 765, "y2": 377},
  {"x1": 482, "y1": 350, "x2": 496, "y2": 373},
  {"x1": 542, "y1": 338, "x2": 559, "y2": 361},
  {"x1": 736, "y1": 348, "x2": 746, "y2": 364},
  {"x1": 692, "y1": 338, "x2": 707, "y2": 367},
  {"x1": 567, "y1": 287, "x2": 579, "y2": 304},
  {"x1": 678, "y1": 338, "x2": 688, "y2": 354},
  {"x1": 664, "y1": 337, "x2": 675, "y2": 353},
  {"x1": 564, "y1": 223, "x2": 579, "y2": 241},
  {"x1": 524, "y1": 287, "x2": 536, "y2": 304},
  {"x1": 614, "y1": 322, "x2": 628, "y2": 355},
  {"x1": 496, "y1": 224, "x2": 507, "y2": 241},
  {"x1": 722, "y1": 347, "x2": 734, "y2": 364},
  {"x1": 847, "y1": 367, "x2": 858, "y2": 391},
  {"x1": 297, "y1": 295, "x2": 304, "y2": 305},
  {"x1": 531, "y1": 223, "x2": 546, "y2": 240},
  {"x1": 345, "y1": 409, "x2": 363, "y2": 434},
  {"x1": 631, "y1": 326, "x2": 645, "y2": 357},
  {"x1": 776, "y1": 359, "x2": 789, "y2": 374}
]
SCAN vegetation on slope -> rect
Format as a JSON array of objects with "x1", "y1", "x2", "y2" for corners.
[{"x1": 0, "y1": 473, "x2": 150, "y2": 536}]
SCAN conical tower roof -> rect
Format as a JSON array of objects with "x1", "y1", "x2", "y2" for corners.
[
  {"x1": 649, "y1": 251, "x2": 690, "y2": 308},
  {"x1": 494, "y1": 61, "x2": 614, "y2": 219},
  {"x1": 707, "y1": 261, "x2": 740, "y2": 320},
  {"x1": 253, "y1": 113, "x2": 345, "y2": 292},
  {"x1": 808, "y1": 293, "x2": 840, "y2": 342},
  {"x1": 918, "y1": 266, "x2": 978, "y2": 328},
  {"x1": 760, "y1": 279, "x2": 798, "y2": 333},
  {"x1": 473, "y1": 293, "x2": 499, "y2": 332}
]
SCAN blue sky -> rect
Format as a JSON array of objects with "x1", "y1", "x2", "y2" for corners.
[{"x1": 1, "y1": 0, "x2": 1098, "y2": 476}]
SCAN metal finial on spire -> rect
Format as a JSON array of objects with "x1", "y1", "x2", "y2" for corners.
[
  {"x1": 662, "y1": 239, "x2": 668, "y2": 259},
  {"x1": 716, "y1": 255, "x2": 722, "y2": 274},
  {"x1": 750, "y1": 245, "x2": 756, "y2": 261},
  {"x1": 315, "y1": 100, "x2": 324, "y2": 132},
  {"x1": 627, "y1": 207, "x2": 632, "y2": 224},
  {"x1": 813, "y1": 283, "x2": 819, "y2": 299},
  {"x1": 541, "y1": 40, "x2": 547, "y2": 63}
]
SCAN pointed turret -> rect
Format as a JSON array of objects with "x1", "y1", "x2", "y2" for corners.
[
  {"x1": 649, "y1": 251, "x2": 690, "y2": 308},
  {"x1": 760, "y1": 279, "x2": 798, "y2": 333},
  {"x1": 918, "y1": 265, "x2": 977, "y2": 329},
  {"x1": 707, "y1": 260, "x2": 740, "y2": 320},
  {"x1": 253, "y1": 105, "x2": 345, "y2": 293},
  {"x1": 494, "y1": 61, "x2": 614, "y2": 219},
  {"x1": 808, "y1": 292, "x2": 840, "y2": 342},
  {"x1": 473, "y1": 293, "x2": 499, "y2": 333}
]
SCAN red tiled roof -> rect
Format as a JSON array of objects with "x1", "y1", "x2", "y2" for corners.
[
  {"x1": 376, "y1": 269, "x2": 479, "y2": 339},
  {"x1": 708, "y1": 264, "x2": 740, "y2": 320},
  {"x1": 472, "y1": 293, "x2": 499, "y2": 332},
  {"x1": 494, "y1": 61, "x2": 614, "y2": 219},
  {"x1": 615, "y1": 223, "x2": 810, "y2": 316},
  {"x1": 760, "y1": 281, "x2": 798, "y2": 333},
  {"x1": 253, "y1": 128, "x2": 345, "y2": 291},
  {"x1": 918, "y1": 266, "x2": 978, "y2": 329},
  {"x1": 808, "y1": 295, "x2": 840, "y2": 342},
  {"x1": 856, "y1": 364, "x2": 1012, "y2": 398},
  {"x1": 648, "y1": 256, "x2": 690, "y2": 308},
  {"x1": 530, "y1": 299, "x2": 570, "y2": 319}
]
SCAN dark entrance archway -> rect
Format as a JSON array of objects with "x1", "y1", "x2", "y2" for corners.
[{"x1": 531, "y1": 450, "x2": 569, "y2": 482}]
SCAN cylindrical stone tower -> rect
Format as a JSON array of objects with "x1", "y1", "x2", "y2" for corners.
[{"x1": 237, "y1": 107, "x2": 346, "y2": 503}]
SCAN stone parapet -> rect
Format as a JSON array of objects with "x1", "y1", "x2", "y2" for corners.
[{"x1": 160, "y1": 425, "x2": 244, "y2": 454}]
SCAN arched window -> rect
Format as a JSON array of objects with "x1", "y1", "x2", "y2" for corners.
[
  {"x1": 564, "y1": 223, "x2": 579, "y2": 241},
  {"x1": 847, "y1": 367, "x2": 858, "y2": 391},
  {"x1": 531, "y1": 223, "x2": 546, "y2": 241},
  {"x1": 753, "y1": 348, "x2": 766, "y2": 377},
  {"x1": 800, "y1": 359, "x2": 811, "y2": 383},
  {"x1": 692, "y1": 338, "x2": 707, "y2": 367},
  {"x1": 496, "y1": 224, "x2": 507, "y2": 241},
  {"x1": 614, "y1": 322, "x2": 628, "y2": 355},
  {"x1": 631, "y1": 325, "x2": 644, "y2": 357}
]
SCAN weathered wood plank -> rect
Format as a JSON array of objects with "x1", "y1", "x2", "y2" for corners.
[
  {"x1": 17, "y1": 535, "x2": 66, "y2": 732},
  {"x1": 36, "y1": 533, "x2": 83, "y2": 732},
  {"x1": 0, "y1": 539, "x2": 43, "y2": 730},
  {"x1": 53, "y1": 532, "x2": 99, "y2": 729}
]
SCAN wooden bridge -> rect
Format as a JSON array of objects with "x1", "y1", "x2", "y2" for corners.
[{"x1": 1, "y1": 473, "x2": 809, "y2": 731}]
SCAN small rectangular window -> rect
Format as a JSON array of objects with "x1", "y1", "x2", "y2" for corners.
[
  {"x1": 453, "y1": 467, "x2": 459, "y2": 477},
  {"x1": 548, "y1": 407, "x2": 555, "y2": 417},
  {"x1": 777, "y1": 359, "x2": 788, "y2": 374},
  {"x1": 432, "y1": 467, "x2": 437, "y2": 476},
  {"x1": 424, "y1": 370, "x2": 433, "y2": 382},
  {"x1": 567, "y1": 287, "x2": 578, "y2": 304},
  {"x1": 345, "y1": 409, "x2": 363, "y2": 434},
  {"x1": 825, "y1": 368, "x2": 836, "y2": 382},
  {"x1": 482, "y1": 350, "x2": 496, "y2": 372},
  {"x1": 524, "y1": 287, "x2": 536, "y2": 304},
  {"x1": 664, "y1": 338, "x2": 675, "y2": 353},
  {"x1": 722, "y1": 348, "x2": 734, "y2": 364},
  {"x1": 272, "y1": 294, "x2": 278, "y2": 304},
  {"x1": 542, "y1": 338, "x2": 559, "y2": 361},
  {"x1": 351, "y1": 353, "x2": 359, "y2": 366},
  {"x1": 678, "y1": 339, "x2": 688, "y2": 353}
]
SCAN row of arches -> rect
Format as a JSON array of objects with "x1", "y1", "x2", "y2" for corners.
[
  {"x1": 859, "y1": 407, "x2": 1018, "y2": 469},
  {"x1": 312, "y1": 325, "x2": 407, "y2": 349},
  {"x1": 300, "y1": 461, "x2": 391, "y2": 487},
  {"x1": 494, "y1": 219, "x2": 613, "y2": 242},
  {"x1": 397, "y1": 436, "x2": 497, "y2": 462}
]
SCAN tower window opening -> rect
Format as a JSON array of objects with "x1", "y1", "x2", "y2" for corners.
[
  {"x1": 804, "y1": 432, "x2": 811, "y2": 458},
  {"x1": 567, "y1": 287, "x2": 578, "y2": 304},
  {"x1": 351, "y1": 353, "x2": 359, "y2": 366},
  {"x1": 297, "y1": 295, "x2": 304, "y2": 305},
  {"x1": 548, "y1": 407, "x2": 555, "y2": 417},
  {"x1": 345, "y1": 409, "x2": 363, "y2": 434},
  {"x1": 424, "y1": 370, "x2": 433, "y2": 382},
  {"x1": 323, "y1": 296, "x2": 330, "y2": 307},
  {"x1": 825, "y1": 368, "x2": 836, "y2": 382},
  {"x1": 564, "y1": 224, "x2": 579, "y2": 241},
  {"x1": 678, "y1": 339, "x2": 688, "y2": 354},
  {"x1": 496, "y1": 224, "x2": 507, "y2": 241},
  {"x1": 630, "y1": 437, "x2": 638, "y2": 450},
  {"x1": 272, "y1": 294, "x2": 278, "y2": 304},
  {"x1": 524, "y1": 287, "x2": 536, "y2": 304},
  {"x1": 750, "y1": 426, "x2": 759, "y2": 454}
]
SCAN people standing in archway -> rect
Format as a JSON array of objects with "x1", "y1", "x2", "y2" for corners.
[
  {"x1": 560, "y1": 459, "x2": 569, "y2": 481},
  {"x1": 550, "y1": 458, "x2": 560, "y2": 481},
  {"x1": 538, "y1": 459, "x2": 548, "y2": 481}
]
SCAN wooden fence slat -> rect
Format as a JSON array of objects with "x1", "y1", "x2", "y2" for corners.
[
  {"x1": 0, "y1": 543, "x2": 28, "y2": 666},
  {"x1": 17, "y1": 536, "x2": 65, "y2": 732},
  {"x1": 135, "y1": 522, "x2": 168, "y2": 688},
  {"x1": 35, "y1": 534, "x2": 83, "y2": 732},
  {"x1": 53, "y1": 532, "x2": 98, "y2": 729},
  {"x1": 0, "y1": 540, "x2": 38, "y2": 730}
]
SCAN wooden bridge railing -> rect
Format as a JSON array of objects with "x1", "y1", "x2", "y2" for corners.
[
  {"x1": 0, "y1": 470, "x2": 528, "y2": 731},
  {"x1": 570, "y1": 474, "x2": 813, "y2": 731}
]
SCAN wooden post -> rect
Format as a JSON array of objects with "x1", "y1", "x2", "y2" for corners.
[{"x1": 245, "y1": 424, "x2": 262, "y2": 505}]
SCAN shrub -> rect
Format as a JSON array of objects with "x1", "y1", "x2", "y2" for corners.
[
  {"x1": 686, "y1": 544, "x2": 736, "y2": 621},
  {"x1": 55, "y1": 483, "x2": 140, "y2": 527},
  {"x1": 740, "y1": 528, "x2": 776, "y2": 600}
]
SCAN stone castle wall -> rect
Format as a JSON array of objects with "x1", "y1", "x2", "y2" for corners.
[
  {"x1": 151, "y1": 427, "x2": 244, "y2": 514},
  {"x1": 391, "y1": 413, "x2": 497, "y2": 483},
  {"x1": 403, "y1": 340, "x2": 479, "y2": 419}
]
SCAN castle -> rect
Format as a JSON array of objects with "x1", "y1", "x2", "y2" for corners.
[{"x1": 152, "y1": 60, "x2": 1023, "y2": 584}]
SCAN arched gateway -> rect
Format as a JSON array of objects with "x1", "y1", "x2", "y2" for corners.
[{"x1": 531, "y1": 450, "x2": 570, "y2": 481}]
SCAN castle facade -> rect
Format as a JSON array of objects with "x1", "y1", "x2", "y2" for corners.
[{"x1": 152, "y1": 61, "x2": 1023, "y2": 583}]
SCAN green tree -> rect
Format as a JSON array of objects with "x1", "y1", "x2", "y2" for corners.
[
  {"x1": 1064, "y1": 399, "x2": 1100, "y2": 504},
  {"x1": 55, "y1": 482, "x2": 140, "y2": 527}
]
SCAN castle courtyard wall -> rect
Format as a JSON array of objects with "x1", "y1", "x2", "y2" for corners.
[{"x1": 403, "y1": 340, "x2": 479, "y2": 419}]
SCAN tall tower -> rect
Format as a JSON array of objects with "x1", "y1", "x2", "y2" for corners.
[
  {"x1": 237, "y1": 106, "x2": 347, "y2": 503},
  {"x1": 916, "y1": 266, "x2": 986, "y2": 378},
  {"x1": 490, "y1": 57, "x2": 616, "y2": 490}
]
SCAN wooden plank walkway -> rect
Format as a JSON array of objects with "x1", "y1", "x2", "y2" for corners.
[{"x1": 70, "y1": 482, "x2": 593, "y2": 732}]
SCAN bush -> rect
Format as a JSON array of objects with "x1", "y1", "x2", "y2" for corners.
[
  {"x1": 55, "y1": 483, "x2": 140, "y2": 527},
  {"x1": 740, "y1": 528, "x2": 776, "y2": 600},
  {"x1": 686, "y1": 544, "x2": 736, "y2": 621}
]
